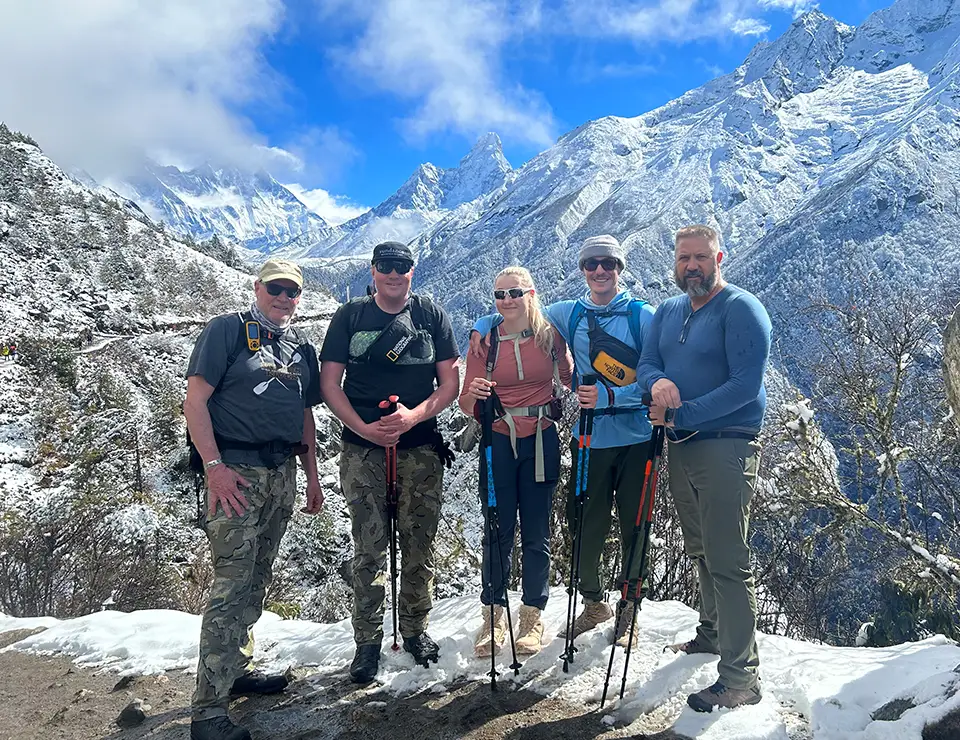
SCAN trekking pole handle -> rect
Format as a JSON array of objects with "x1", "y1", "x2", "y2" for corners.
[
  {"x1": 379, "y1": 395, "x2": 400, "y2": 418},
  {"x1": 642, "y1": 392, "x2": 653, "y2": 406},
  {"x1": 582, "y1": 374, "x2": 598, "y2": 387}
]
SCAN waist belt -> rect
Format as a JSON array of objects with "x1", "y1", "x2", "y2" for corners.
[
  {"x1": 667, "y1": 430, "x2": 757, "y2": 444},
  {"x1": 499, "y1": 403, "x2": 555, "y2": 483},
  {"x1": 594, "y1": 407, "x2": 638, "y2": 417},
  {"x1": 215, "y1": 435, "x2": 307, "y2": 468}
]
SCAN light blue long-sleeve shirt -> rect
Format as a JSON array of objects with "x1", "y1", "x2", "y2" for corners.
[
  {"x1": 636, "y1": 284, "x2": 771, "y2": 432},
  {"x1": 473, "y1": 290, "x2": 655, "y2": 449}
]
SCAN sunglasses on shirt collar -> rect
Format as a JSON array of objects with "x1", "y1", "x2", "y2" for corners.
[
  {"x1": 264, "y1": 282, "x2": 302, "y2": 299},
  {"x1": 374, "y1": 259, "x2": 413, "y2": 275}
]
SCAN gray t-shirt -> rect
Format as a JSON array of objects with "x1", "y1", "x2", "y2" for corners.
[{"x1": 186, "y1": 313, "x2": 321, "y2": 466}]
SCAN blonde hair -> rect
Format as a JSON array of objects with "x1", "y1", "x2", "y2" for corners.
[
  {"x1": 495, "y1": 266, "x2": 554, "y2": 355},
  {"x1": 675, "y1": 224, "x2": 721, "y2": 251}
]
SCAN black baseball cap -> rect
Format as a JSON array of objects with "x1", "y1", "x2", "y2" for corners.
[{"x1": 372, "y1": 241, "x2": 414, "y2": 264}]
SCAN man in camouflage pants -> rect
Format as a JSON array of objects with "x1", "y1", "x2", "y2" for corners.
[
  {"x1": 184, "y1": 259, "x2": 323, "y2": 740},
  {"x1": 320, "y1": 241, "x2": 459, "y2": 683}
]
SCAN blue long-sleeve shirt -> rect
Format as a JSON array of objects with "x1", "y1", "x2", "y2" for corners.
[
  {"x1": 636, "y1": 285, "x2": 771, "y2": 433},
  {"x1": 473, "y1": 290, "x2": 655, "y2": 449}
]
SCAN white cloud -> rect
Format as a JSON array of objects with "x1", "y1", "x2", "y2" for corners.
[
  {"x1": 0, "y1": 0, "x2": 286, "y2": 179},
  {"x1": 731, "y1": 17, "x2": 771, "y2": 35},
  {"x1": 561, "y1": 0, "x2": 795, "y2": 42},
  {"x1": 319, "y1": 0, "x2": 557, "y2": 148},
  {"x1": 759, "y1": 0, "x2": 816, "y2": 16},
  {"x1": 285, "y1": 184, "x2": 370, "y2": 226}
]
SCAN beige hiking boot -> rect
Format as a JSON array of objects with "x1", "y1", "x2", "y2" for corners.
[
  {"x1": 557, "y1": 599, "x2": 613, "y2": 639},
  {"x1": 474, "y1": 605, "x2": 506, "y2": 658},
  {"x1": 614, "y1": 600, "x2": 638, "y2": 648},
  {"x1": 514, "y1": 605, "x2": 544, "y2": 655},
  {"x1": 665, "y1": 637, "x2": 720, "y2": 655}
]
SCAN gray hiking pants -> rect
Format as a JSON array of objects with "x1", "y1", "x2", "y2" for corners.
[{"x1": 668, "y1": 436, "x2": 761, "y2": 690}]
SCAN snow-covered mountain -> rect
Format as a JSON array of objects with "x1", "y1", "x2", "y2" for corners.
[
  {"x1": 289, "y1": 132, "x2": 513, "y2": 260},
  {"x1": 403, "y1": 2, "x2": 960, "y2": 345},
  {"x1": 105, "y1": 161, "x2": 340, "y2": 253}
]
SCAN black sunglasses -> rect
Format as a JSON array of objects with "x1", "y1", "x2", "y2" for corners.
[
  {"x1": 375, "y1": 259, "x2": 413, "y2": 275},
  {"x1": 264, "y1": 282, "x2": 302, "y2": 299},
  {"x1": 493, "y1": 288, "x2": 530, "y2": 300},
  {"x1": 582, "y1": 257, "x2": 620, "y2": 272}
]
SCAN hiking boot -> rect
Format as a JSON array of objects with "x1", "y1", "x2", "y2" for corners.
[
  {"x1": 474, "y1": 605, "x2": 507, "y2": 658},
  {"x1": 190, "y1": 716, "x2": 251, "y2": 740},
  {"x1": 349, "y1": 643, "x2": 381, "y2": 684},
  {"x1": 514, "y1": 605, "x2": 544, "y2": 656},
  {"x1": 558, "y1": 599, "x2": 613, "y2": 639},
  {"x1": 613, "y1": 601, "x2": 637, "y2": 648},
  {"x1": 665, "y1": 637, "x2": 720, "y2": 655},
  {"x1": 403, "y1": 632, "x2": 440, "y2": 667},
  {"x1": 230, "y1": 669, "x2": 289, "y2": 696},
  {"x1": 687, "y1": 681, "x2": 762, "y2": 712}
]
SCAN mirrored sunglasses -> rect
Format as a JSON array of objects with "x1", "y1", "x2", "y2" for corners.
[{"x1": 493, "y1": 287, "x2": 531, "y2": 300}]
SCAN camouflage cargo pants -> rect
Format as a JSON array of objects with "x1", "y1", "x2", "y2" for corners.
[
  {"x1": 192, "y1": 458, "x2": 297, "y2": 720},
  {"x1": 341, "y1": 441, "x2": 443, "y2": 646}
]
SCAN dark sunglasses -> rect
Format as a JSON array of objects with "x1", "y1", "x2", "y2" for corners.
[
  {"x1": 264, "y1": 282, "x2": 302, "y2": 299},
  {"x1": 374, "y1": 259, "x2": 413, "y2": 275},
  {"x1": 493, "y1": 287, "x2": 530, "y2": 300},
  {"x1": 582, "y1": 257, "x2": 620, "y2": 272}
]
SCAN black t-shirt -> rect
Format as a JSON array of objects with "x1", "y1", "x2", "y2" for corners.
[
  {"x1": 320, "y1": 294, "x2": 459, "y2": 448},
  {"x1": 187, "y1": 313, "x2": 322, "y2": 467}
]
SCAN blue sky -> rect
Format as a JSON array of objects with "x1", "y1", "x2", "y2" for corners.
[{"x1": 1, "y1": 0, "x2": 893, "y2": 224}]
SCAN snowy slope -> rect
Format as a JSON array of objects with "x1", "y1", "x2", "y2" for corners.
[
  {"x1": 106, "y1": 161, "x2": 341, "y2": 253},
  {"x1": 4, "y1": 590, "x2": 960, "y2": 739}
]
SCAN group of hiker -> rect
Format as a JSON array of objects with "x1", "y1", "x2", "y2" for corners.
[
  {"x1": 183, "y1": 226, "x2": 772, "y2": 740},
  {"x1": 0, "y1": 340, "x2": 17, "y2": 362}
]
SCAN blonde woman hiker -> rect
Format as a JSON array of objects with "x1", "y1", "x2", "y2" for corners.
[{"x1": 459, "y1": 267, "x2": 572, "y2": 657}]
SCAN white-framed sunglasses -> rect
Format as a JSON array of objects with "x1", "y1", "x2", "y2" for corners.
[{"x1": 493, "y1": 287, "x2": 532, "y2": 300}]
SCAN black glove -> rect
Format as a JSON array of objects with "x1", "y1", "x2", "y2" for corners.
[{"x1": 434, "y1": 433, "x2": 456, "y2": 469}]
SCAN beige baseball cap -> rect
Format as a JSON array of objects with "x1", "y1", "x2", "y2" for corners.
[{"x1": 258, "y1": 259, "x2": 303, "y2": 288}]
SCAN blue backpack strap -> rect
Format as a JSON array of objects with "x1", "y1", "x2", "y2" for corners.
[
  {"x1": 567, "y1": 303, "x2": 587, "y2": 390},
  {"x1": 627, "y1": 299, "x2": 647, "y2": 351}
]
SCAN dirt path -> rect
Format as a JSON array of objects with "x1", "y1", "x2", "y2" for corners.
[{"x1": 0, "y1": 630, "x2": 685, "y2": 740}]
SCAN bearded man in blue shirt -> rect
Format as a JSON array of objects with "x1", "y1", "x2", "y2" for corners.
[{"x1": 637, "y1": 224, "x2": 772, "y2": 713}]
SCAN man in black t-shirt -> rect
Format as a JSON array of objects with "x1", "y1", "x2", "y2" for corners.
[
  {"x1": 320, "y1": 241, "x2": 460, "y2": 684},
  {"x1": 185, "y1": 259, "x2": 323, "y2": 740}
]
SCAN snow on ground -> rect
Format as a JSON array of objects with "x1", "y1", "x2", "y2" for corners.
[{"x1": 3, "y1": 589, "x2": 959, "y2": 739}]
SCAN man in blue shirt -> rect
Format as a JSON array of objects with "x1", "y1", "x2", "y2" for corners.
[
  {"x1": 470, "y1": 235, "x2": 655, "y2": 646},
  {"x1": 637, "y1": 224, "x2": 771, "y2": 712}
]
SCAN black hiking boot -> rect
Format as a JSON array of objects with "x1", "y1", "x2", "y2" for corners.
[
  {"x1": 190, "y1": 716, "x2": 251, "y2": 740},
  {"x1": 403, "y1": 632, "x2": 440, "y2": 667},
  {"x1": 350, "y1": 643, "x2": 381, "y2": 684},
  {"x1": 230, "y1": 669, "x2": 289, "y2": 696}
]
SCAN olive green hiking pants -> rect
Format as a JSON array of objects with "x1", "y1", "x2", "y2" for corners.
[
  {"x1": 565, "y1": 438, "x2": 653, "y2": 603},
  {"x1": 668, "y1": 436, "x2": 761, "y2": 690}
]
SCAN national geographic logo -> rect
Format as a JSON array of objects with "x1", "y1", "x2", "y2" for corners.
[{"x1": 386, "y1": 335, "x2": 413, "y2": 362}]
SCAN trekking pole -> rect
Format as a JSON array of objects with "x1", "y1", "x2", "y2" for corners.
[
  {"x1": 561, "y1": 374, "x2": 597, "y2": 673},
  {"x1": 379, "y1": 395, "x2": 401, "y2": 653},
  {"x1": 599, "y1": 395, "x2": 666, "y2": 706},
  {"x1": 480, "y1": 393, "x2": 522, "y2": 690}
]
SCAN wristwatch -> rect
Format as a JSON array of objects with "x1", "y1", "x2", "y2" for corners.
[{"x1": 204, "y1": 458, "x2": 223, "y2": 471}]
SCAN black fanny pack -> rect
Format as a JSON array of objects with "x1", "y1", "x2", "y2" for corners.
[
  {"x1": 358, "y1": 306, "x2": 431, "y2": 366},
  {"x1": 587, "y1": 312, "x2": 639, "y2": 387}
]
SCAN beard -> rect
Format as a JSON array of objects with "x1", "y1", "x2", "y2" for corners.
[{"x1": 675, "y1": 268, "x2": 717, "y2": 298}]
